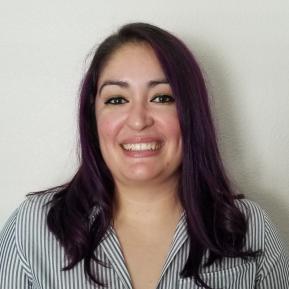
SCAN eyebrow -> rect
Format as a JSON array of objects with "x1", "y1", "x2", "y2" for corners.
[{"x1": 97, "y1": 79, "x2": 169, "y2": 95}]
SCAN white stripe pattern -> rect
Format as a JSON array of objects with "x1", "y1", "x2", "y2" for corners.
[{"x1": 0, "y1": 192, "x2": 288, "y2": 289}]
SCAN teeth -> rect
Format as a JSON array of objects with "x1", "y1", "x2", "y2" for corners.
[{"x1": 122, "y1": 142, "x2": 161, "y2": 151}]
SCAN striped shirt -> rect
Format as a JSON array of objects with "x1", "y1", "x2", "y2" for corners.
[{"x1": 0, "y1": 192, "x2": 288, "y2": 289}]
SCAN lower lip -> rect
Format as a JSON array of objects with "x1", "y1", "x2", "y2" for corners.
[{"x1": 121, "y1": 146, "x2": 162, "y2": 158}]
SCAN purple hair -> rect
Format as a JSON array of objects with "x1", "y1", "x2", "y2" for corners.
[{"x1": 40, "y1": 23, "x2": 259, "y2": 288}]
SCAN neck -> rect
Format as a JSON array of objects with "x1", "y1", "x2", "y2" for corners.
[{"x1": 112, "y1": 180, "x2": 183, "y2": 228}]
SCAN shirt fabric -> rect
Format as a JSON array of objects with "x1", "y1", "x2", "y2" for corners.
[{"x1": 0, "y1": 192, "x2": 288, "y2": 289}]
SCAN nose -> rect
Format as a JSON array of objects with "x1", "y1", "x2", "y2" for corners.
[{"x1": 126, "y1": 101, "x2": 154, "y2": 131}]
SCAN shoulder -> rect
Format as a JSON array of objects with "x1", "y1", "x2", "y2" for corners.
[
  {"x1": 235, "y1": 198, "x2": 266, "y2": 222},
  {"x1": 234, "y1": 198, "x2": 289, "y2": 262},
  {"x1": 234, "y1": 198, "x2": 267, "y2": 227},
  {"x1": 235, "y1": 197, "x2": 266, "y2": 218},
  {"x1": 235, "y1": 199, "x2": 266, "y2": 223},
  {"x1": 14, "y1": 190, "x2": 59, "y2": 253},
  {"x1": 0, "y1": 190, "x2": 60, "y2": 275},
  {"x1": 234, "y1": 198, "x2": 267, "y2": 251},
  {"x1": 17, "y1": 190, "x2": 57, "y2": 225},
  {"x1": 234, "y1": 200, "x2": 289, "y2": 286}
]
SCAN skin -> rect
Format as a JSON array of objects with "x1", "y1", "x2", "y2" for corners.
[{"x1": 95, "y1": 42, "x2": 184, "y2": 289}]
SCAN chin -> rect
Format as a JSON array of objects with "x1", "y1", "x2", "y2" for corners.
[{"x1": 122, "y1": 169, "x2": 161, "y2": 182}]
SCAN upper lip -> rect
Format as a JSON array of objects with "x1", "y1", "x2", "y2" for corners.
[{"x1": 120, "y1": 136, "x2": 164, "y2": 144}]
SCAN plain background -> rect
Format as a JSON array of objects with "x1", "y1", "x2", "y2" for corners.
[{"x1": 0, "y1": 0, "x2": 288, "y2": 244}]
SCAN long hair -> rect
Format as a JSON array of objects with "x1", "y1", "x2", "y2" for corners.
[{"x1": 38, "y1": 23, "x2": 259, "y2": 288}]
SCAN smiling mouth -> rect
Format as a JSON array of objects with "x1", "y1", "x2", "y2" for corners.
[{"x1": 120, "y1": 142, "x2": 162, "y2": 152}]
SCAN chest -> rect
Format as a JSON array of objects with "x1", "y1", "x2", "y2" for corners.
[
  {"x1": 116, "y1": 230, "x2": 174, "y2": 289},
  {"x1": 28, "y1": 236, "x2": 257, "y2": 289},
  {"x1": 123, "y1": 243, "x2": 171, "y2": 289}
]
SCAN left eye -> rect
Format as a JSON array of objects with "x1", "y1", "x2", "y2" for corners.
[{"x1": 151, "y1": 95, "x2": 175, "y2": 103}]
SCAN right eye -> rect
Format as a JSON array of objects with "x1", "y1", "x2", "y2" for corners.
[{"x1": 104, "y1": 96, "x2": 128, "y2": 105}]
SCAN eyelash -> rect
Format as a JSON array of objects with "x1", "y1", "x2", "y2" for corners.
[{"x1": 104, "y1": 95, "x2": 175, "y2": 105}]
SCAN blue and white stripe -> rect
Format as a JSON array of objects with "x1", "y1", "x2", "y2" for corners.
[{"x1": 1, "y1": 192, "x2": 288, "y2": 288}]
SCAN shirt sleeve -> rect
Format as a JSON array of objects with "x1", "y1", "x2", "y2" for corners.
[
  {"x1": 0, "y1": 208, "x2": 32, "y2": 289},
  {"x1": 256, "y1": 208, "x2": 289, "y2": 289}
]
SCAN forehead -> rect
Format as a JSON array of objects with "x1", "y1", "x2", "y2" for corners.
[{"x1": 98, "y1": 42, "x2": 166, "y2": 82}]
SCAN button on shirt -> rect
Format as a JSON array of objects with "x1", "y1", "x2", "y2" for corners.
[{"x1": 0, "y1": 192, "x2": 288, "y2": 289}]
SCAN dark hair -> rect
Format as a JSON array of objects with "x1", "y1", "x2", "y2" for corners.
[{"x1": 38, "y1": 23, "x2": 259, "y2": 288}]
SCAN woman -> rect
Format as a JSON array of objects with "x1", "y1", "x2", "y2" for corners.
[{"x1": 0, "y1": 22, "x2": 288, "y2": 289}]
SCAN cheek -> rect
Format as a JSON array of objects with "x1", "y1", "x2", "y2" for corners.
[
  {"x1": 160, "y1": 112, "x2": 182, "y2": 140},
  {"x1": 160, "y1": 113, "x2": 183, "y2": 160},
  {"x1": 96, "y1": 111, "x2": 123, "y2": 148}
]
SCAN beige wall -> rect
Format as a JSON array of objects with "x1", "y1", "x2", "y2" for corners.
[{"x1": 0, "y1": 0, "x2": 288, "y2": 244}]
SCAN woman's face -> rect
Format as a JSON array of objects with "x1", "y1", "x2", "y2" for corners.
[{"x1": 95, "y1": 43, "x2": 182, "y2": 187}]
